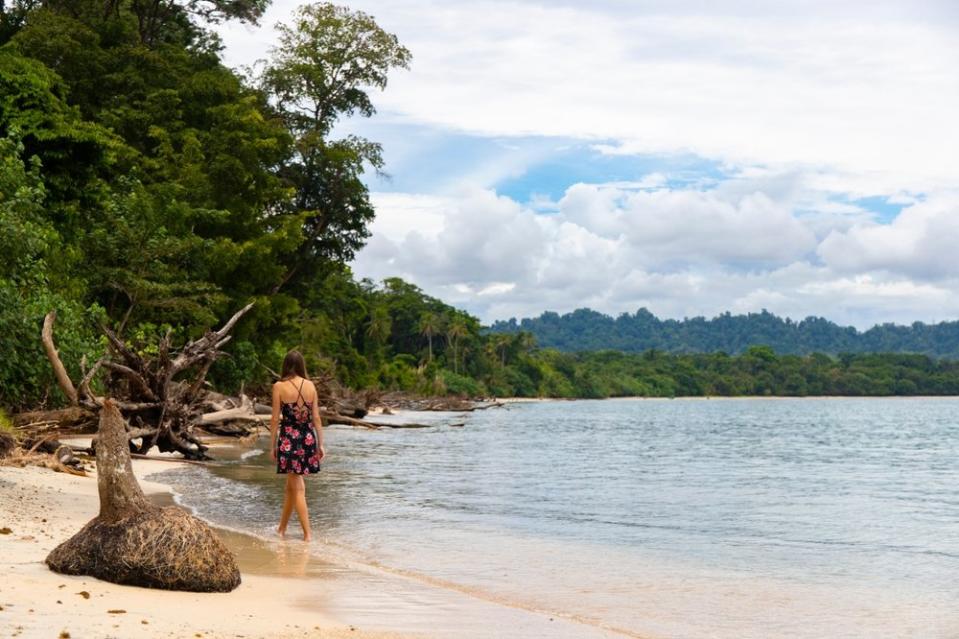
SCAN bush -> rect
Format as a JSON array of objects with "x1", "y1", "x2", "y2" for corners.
[
  {"x1": 0, "y1": 284, "x2": 101, "y2": 410},
  {"x1": 437, "y1": 370, "x2": 488, "y2": 397},
  {"x1": 0, "y1": 407, "x2": 14, "y2": 433}
]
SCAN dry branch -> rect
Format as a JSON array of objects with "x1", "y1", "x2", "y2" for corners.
[
  {"x1": 42, "y1": 311, "x2": 78, "y2": 405},
  {"x1": 32, "y1": 303, "x2": 256, "y2": 459},
  {"x1": 199, "y1": 395, "x2": 268, "y2": 425}
]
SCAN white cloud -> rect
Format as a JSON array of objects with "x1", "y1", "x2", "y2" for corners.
[
  {"x1": 352, "y1": 180, "x2": 959, "y2": 328},
  {"x1": 368, "y1": 193, "x2": 448, "y2": 240},
  {"x1": 555, "y1": 182, "x2": 817, "y2": 266},
  {"x1": 218, "y1": 1, "x2": 959, "y2": 192},
  {"x1": 818, "y1": 192, "x2": 959, "y2": 279}
]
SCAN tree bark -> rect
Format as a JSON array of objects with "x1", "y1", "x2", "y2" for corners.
[
  {"x1": 42, "y1": 311, "x2": 78, "y2": 405},
  {"x1": 96, "y1": 400, "x2": 149, "y2": 522}
]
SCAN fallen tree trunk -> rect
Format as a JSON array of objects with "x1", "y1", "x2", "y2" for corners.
[
  {"x1": 13, "y1": 407, "x2": 97, "y2": 433},
  {"x1": 37, "y1": 304, "x2": 254, "y2": 460},
  {"x1": 318, "y1": 412, "x2": 452, "y2": 430},
  {"x1": 21, "y1": 436, "x2": 84, "y2": 471},
  {"x1": 376, "y1": 392, "x2": 501, "y2": 412},
  {"x1": 374, "y1": 422, "x2": 434, "y2": 429},
  {"x1": 321, "y1": 411, "x2": 380, "y2": 429},
  {"x1": 199, "y1": 395, "x2": 269, "y2": 425},
  {"x1": 45, "y1": 400, "x2": 241, "y2": 591},
  {"x1": 29, "y1": 304, "x2": 462, "y2": 455},
  {"x1": 312, "y1": 372, "x2": 375, "y2": 418}
]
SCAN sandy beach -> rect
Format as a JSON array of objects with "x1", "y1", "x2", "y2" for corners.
[
  {"x1": 1, "y1": 443, "x2": 628, "y2": 639},
  {"x1": 0, "y1": 457, "x2": 418, "y2": 639}
]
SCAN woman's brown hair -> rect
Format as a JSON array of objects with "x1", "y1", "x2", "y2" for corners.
[{"x1": 280, "y1": 350, "x2": 307, "y2": 380}]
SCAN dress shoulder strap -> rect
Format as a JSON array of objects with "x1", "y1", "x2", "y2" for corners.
[{"x1": 295, "y1": 378, "x2": 308, "y2": 405}]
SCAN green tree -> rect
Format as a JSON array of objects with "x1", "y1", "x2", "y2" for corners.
[
  {"x1": 260, "y1": 2, "x2": 411, "y2": 289},
  {"x1": 418, "y1": 311, "x2": 442, "y2": 364},
  {"x1": 365, "y1": 305, "x2": 392, "y2": 350},
  {"x1": 445, "y1": 317, "x2": 468, "y2": 374},
  {"x1": 6, "y1": 4, "x2": 304, "y2": 339},
  {"x1": 0, "y1": 130, "x2": 98, "y2": 407},
  {"x1": 490, "y1": 333, "x2": 511, "y2": 367}
]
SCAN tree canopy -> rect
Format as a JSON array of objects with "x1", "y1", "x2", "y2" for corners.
[
  {"x1": 0, "y1": 0, "x2": 415, "y2": 408},
  {"x1": 490, "y1": 307, "x2": 959, "y2": 359},
  {"x1": 260, "y1": 3, "x2": 411, "y2": 286}
]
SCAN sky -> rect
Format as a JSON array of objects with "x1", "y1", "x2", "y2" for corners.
[{"x1": 217, "y1": 0, "x2": 959, "y2": 329}]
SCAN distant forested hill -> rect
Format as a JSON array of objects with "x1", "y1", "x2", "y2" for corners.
[{"x1": 488, "y1": 309, "x2": 959, "y2": 358}]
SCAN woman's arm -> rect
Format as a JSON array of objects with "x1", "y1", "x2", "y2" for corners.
[
  {"x1": 269, "y1": 382, "x2": 281, "y2": 461},
  {"x1": 310, "y1": 382, "x2": 326, "y2": 460}
]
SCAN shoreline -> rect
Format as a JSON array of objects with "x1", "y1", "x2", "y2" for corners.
[
  {"x1": 148, "y1": 441, "x2": 633, "y2": 639},
  {"x1": 495, "y1": 394, "x2": 959, "y2": 402},
  {"x1": 1, "y1": 442, "x2": 629, "y2": 639},
  {"x1": 0, "y1": 454, "x2": 417, "y2": 639}
]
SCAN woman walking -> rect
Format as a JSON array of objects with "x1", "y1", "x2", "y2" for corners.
[{"x1": 270, "y1": 350, "x2": 325, "y2": 541}]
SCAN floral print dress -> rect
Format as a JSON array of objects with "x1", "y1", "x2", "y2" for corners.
[{"x1": 276, "y1": 380, "x2": 322, "y2": 475}]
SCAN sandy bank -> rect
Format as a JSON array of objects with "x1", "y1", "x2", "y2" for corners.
[{"x1": 0, "y1": 459, "x2": 416, "y2": 639}]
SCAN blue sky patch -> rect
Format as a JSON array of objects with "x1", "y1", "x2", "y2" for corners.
[
  {"x1": 340, "y1": 118, "x2": 732, "y2": 205},
  {"x1": 847, "y1": 195, "x2": 909, "y2": 223}
]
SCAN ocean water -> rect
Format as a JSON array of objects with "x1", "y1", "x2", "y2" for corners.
[{"x1": 153, "y1": 398, "x2": 959, "y2": 638}]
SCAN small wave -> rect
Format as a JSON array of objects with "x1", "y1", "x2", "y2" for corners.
[{"x1": 144, "y1": 466, "x2": 641, "y2": 637}]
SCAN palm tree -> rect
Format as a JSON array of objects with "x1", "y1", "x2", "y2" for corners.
[
  {"x1": 366, "y1": 306, "x2": 392, "y2": 352},
  {"x1": 446, "y1": 317, "x2": 469, "y2": 374},
  {"x1": 418, "y1": 312, "x2": 442, "y2": 364},
  {"x1": 491, "y1": 333, "x2": 511, "y2": 367},
  {"x1": 516, "y1": 331, "x2": 536, "y2": 354}
]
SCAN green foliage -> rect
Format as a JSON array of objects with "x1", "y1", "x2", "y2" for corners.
[
  {"x1": 262, "y1": 2, "x2": 411, "y2": 136},
  {"x1": 484, "y1": 349, "x2": 959, "y2": 400},
  {"x1": 0, "y1": 131, "x2": 49, "y2": 280},
  {"x1": 0, "y1": 129, "x2": 100, "y2": 409},
  {"x1": 436, "y1": 370, "x2": 487, "y2": 398},
  {"x1": 260, "y1": 2, "x2": 411, "y2": 277},
  {"x1": 0, "y1": 0, "x2": 417, "y2": 405},
  {"x1": 0, "y1": 283, "x2": 102, "y2": 409},
  {"x1": 0, "y1": 406, "x2": 14, "y2": 433}
]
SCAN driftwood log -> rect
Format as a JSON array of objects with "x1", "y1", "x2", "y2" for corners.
[
  {"x1": 312, "y1": 371, "x2": 374, "y2": 418},
  {"x1": 13, "y1": 406, "x2": 98, "y2": 433},
  {"x1": 45, "y1": 400, "x2": 241, "y2": 591},
  {"x1": 377, "y1": 392, "x2": 504, "y2": 412},
  {"x1": 38, "y1": 304, "x2": 254, "y2": 460}
]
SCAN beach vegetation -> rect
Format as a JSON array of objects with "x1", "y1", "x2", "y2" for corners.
[{"x1": 0, "y1": 407, "x2": 14, "y2": 434}]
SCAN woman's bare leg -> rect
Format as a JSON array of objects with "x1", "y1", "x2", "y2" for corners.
[
  {"x1": 291, "y1": 475, "x2": 312, "y2": 541},
  {"x1": 278, "y1": 475, "x2": 294, "y2": 537}
]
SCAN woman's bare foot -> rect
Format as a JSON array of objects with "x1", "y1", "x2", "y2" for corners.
[
  {"x1": 277, "y1": 526, "x2": 286, "y2": 538},
  {"x1": 303, "y1": 532, "x2": 312, "y2": 542}
]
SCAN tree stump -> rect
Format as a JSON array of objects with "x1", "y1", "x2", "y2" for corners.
[{"x1": 45, "y1": 400, "x2": 241, "y2": 592}]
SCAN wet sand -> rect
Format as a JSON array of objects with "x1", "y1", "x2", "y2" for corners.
[{"x1": 0, "y1": 453, "x2": 627, "y2": 639}]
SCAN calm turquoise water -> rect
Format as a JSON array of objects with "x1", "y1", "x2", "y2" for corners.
[{"x1": 155, "y1": 398, "x2": 959, "y2": 638}]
